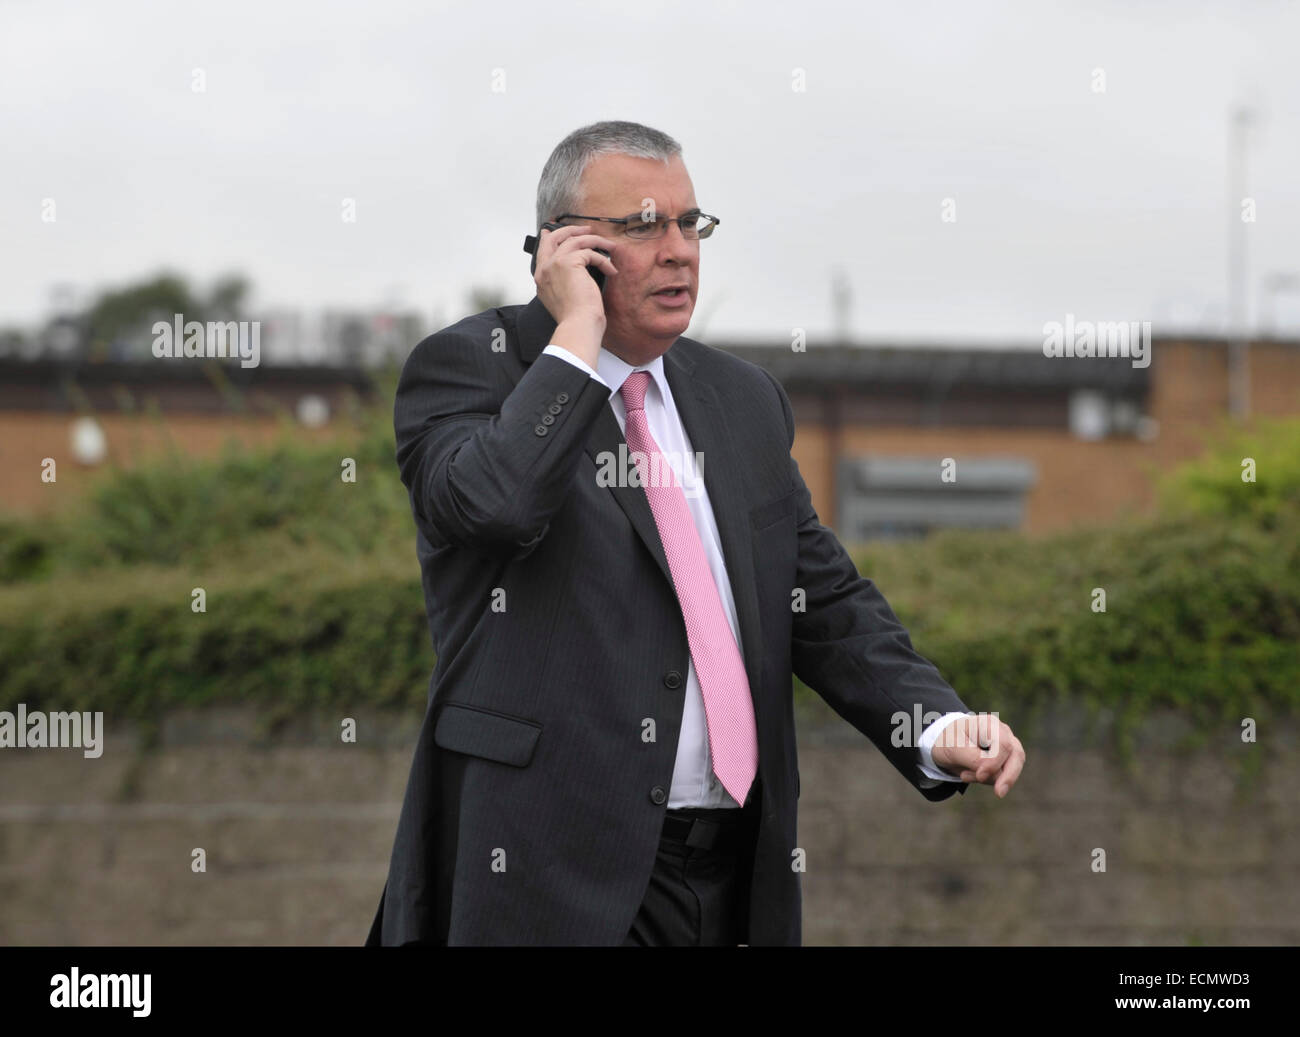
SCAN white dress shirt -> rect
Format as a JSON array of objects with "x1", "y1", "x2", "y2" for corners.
[{"x1": 543, "y1": 343, "x2": 967, "y2": 806}]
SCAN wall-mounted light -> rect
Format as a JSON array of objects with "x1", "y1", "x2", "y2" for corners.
[
  {"x1": 69, "y1": 416, "x2": 107, "y2": 466},
  {"x1": 296, "y1": 394, "x2": 330, "y2": 428}
]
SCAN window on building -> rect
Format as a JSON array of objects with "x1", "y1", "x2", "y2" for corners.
[{"x1": 837, "y1": 455, "x2": 1038, "y2": 541}]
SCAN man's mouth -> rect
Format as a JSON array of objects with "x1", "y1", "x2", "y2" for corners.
[{"x1": 652, "y1": 286, "x2": 688, "y2": 300}]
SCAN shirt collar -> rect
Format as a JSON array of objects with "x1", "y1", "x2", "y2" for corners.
[{"x1": 598, "y1": 349, "x2": 669, "y2": 407}]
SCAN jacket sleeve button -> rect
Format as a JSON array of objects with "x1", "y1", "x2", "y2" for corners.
[
  {"x1": 556, "y1": 392, "x2": 570, "y2": 404},
  {"x1": 534, "y1": 424, "x2": 548, "y2": 436}
]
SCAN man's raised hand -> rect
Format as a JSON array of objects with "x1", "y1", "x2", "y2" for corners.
[{"x1": 930, "y1": 713, "x2": 1025, "y2": 798}]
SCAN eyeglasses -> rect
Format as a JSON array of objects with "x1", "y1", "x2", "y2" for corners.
[{"x1": 552, "y1": 209, "x2": 720, "y2": 241}]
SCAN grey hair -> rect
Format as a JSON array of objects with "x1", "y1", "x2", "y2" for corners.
[{"x1": 535, "y1": 120, "x2": 682, "y2": 230}]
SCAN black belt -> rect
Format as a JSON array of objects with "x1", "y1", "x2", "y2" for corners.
[{"x1": 662, "y1": 807, "x2": 748, "y2": 852}]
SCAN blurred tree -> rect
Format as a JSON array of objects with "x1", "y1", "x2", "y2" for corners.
[
  {"x1": 208, "y1": 274, "x2": 251, "y2": 317},
  {"x1": 83, "y1": 272, "x2": 200, "y2": 358},
  {"x1": 79, "y1": 271, "x2": 249, "y2": 361}
]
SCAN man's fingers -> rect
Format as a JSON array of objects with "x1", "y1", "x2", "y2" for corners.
[
  {"x1": 971, "y1": 724, "x2": 1010, "y2": 782},
  {"x1": 994, "y1": 737, "x2": 1026, "y2": 797},
  {"x1": 945, "y1": 718, "x2": 1024, "y2": 793},
  {"x1": 956, "y1": 726, "x2": 1022, "y2": 787},
  {"x1": 982, "y1": 736, "x2": 1025, "y2": 796},
  {"x1": 992, "y1": 724, "x2": 1013, "y2": 766},
  {"x1": 540, "y1": 232, "x2": 620, "y2": 283},
  {"x1": 978, "y1": 714, "x2": 1006, "y2": 756},
  {"x1": 585, "y1": 246, "x2": 618, "y2": 271},
  {"x1": 544, "y1": 227, "x2": 617, "y2": 258}
]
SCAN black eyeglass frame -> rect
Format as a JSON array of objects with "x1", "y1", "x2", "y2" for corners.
[{"x1": 550, "y1": 210, "x2": 720, "y2": 240}]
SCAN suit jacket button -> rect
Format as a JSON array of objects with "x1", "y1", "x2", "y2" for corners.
[
  {"x1": 541, "y1": 414, "x2": 555, "y2": 425},
  {"x1": 663, "y1": 671, "x2": 682, "y2": 689},
  {"x1": 650, "y1": 786, "x2": 667, "y2": 805},
  {"x1": 556, "y1": 392, "x2": 570, "y2": 404},
  {"x1": 534, "y1": 424, "x2": 548, "y2": 436},
  {"x1": 548, "y1": 403, "x2": 562, "y2": 415}
]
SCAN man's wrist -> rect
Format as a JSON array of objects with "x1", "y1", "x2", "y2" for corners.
[
  {"x1": 549, "y1": 318, "x2": 604, "y2": 371},
  {"x1": 917, "y1": 711, "x2": 969, "y2": 782},
  {"x1": 542, "y1": 343, "x2": 608, "y2": 388}
]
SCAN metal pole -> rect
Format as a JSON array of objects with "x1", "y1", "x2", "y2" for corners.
[{"x1": 1227, "y1": 108, "x2": 1252, "y2": 419}]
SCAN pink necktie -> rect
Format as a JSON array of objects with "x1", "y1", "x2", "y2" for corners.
[{"x1": 619, "y1": 371, "x2": 759, "y2": 806}]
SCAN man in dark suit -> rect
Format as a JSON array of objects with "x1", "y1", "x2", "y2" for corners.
[{"x1": 366, "y1": 120, "x2": 1025, "y2": 947}]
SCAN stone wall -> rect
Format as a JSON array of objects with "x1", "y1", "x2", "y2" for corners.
[{"x1": 1, "y1": 699, "x2": 1295, "y2": 945}]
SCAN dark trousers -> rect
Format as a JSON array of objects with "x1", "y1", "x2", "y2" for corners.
[{"x1": 622, "y1": 784, "x2": 761, "y2": 946}]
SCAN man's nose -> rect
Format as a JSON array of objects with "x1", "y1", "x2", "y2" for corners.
[{"x1": 658, "y1": 221, "x2": 697, "y2": 263}]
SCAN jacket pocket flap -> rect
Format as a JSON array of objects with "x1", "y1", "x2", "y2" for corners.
[{"x1": 433, "y1": 703, "x2": 542, "y2": 768}]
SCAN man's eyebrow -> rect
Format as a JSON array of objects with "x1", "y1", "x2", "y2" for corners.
[{"x1": 627, "y1": 206, "x2": 702, "y2": 218}]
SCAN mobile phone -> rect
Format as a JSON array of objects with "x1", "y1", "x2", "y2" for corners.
[{"x1": 523, "y1": 221, "x2": 610, "y2": 290}]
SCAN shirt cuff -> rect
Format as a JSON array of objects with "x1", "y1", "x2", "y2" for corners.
[
  {"x1": 542, "y1": 343, "x2": 609, "y2": 388},
  {"x1": 916, "y1": 711, "x2": 970, "y2": 785}
]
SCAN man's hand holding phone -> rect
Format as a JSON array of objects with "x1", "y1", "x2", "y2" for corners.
[{"x1": 533, "y1": 224, "x2": 618, "y2": 370}]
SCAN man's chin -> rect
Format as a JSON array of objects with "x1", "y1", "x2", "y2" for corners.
[
  {"x1": 644, "y1": 309, "x2": 693, "y2": 339},
  {"x1": 607, "y1": 311, "x2": 692, "y2": 356}
]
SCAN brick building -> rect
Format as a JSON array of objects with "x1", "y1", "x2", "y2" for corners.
[
  {"x1": 1, "y1": 336, "x2": 1297, "y2": 539},
  {"x1": 727, "y1": 336, "x2": 1299, "y2": 539}
]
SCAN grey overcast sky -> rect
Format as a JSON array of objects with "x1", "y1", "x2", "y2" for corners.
[{"x1": 2, "y1": 0, "x2": 1298, "y2": 345}]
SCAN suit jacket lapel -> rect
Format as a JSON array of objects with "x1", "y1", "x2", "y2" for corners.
[
  {"x1": 513, "y1": 295, "x2": 764, "y2": 699},
  {"x1": 664, "y1": 349, "x2": 764, "y2": 705},
  {"x1": 583, "y1": 405, "x2": 674, "y2": 584},
  {"x1": 516, "y1": 296, "x2": 673, "y2": 585}
]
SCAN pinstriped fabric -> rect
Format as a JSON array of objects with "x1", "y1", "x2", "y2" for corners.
[{"x1": 619, "y1": 371, "x2": 758, "y2": 806}]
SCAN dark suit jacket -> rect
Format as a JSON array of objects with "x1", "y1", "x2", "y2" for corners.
[{"x1": 365, "y1": 295, "x2": 969, "y2": 946}]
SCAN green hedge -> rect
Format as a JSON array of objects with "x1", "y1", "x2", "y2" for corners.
[
  {"x1": 1158, "y1": 414, "x2": 1300, "y2": 528},
  {"x1": 0, "y1": 550, "x2": 428, "y2": 720},
  {"x1": 1, "y1": 404, "x2": 409, "y2": 583},
  {"x1": 1, "y1": 409, "x2": 1297, "y2": 750}
]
